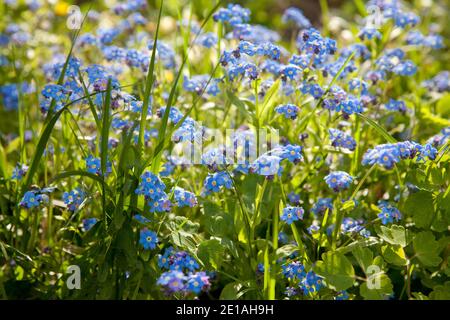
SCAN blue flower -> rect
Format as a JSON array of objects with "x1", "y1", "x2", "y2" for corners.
[
  {"x1": 362, "y1": 141, "x2": 435, "y2": 169},
  {"x1": 282, "y1": 261, "x2": 306, "y2": 280},
  {"x1": 275, "y1": 103, "x2": 299, "y2": 120},
  {"x1": 204, "y1": 171, "x2": 233, "y2": 193},
  {"x1": 186, "y1": 272, "x2": 211, "y2": 294},
  {"x1": 183, "y1": 75, "x2": 220, "y2": 96},
  {"x1": 348, "y1": 78, "x2": 369, "y2": 92},
  {"x1": 358, "y1": 27, "x2": 381, "y2": 40},
  {"x1": 329, "y1": 128, "x2": 356, "y2": 151},
  {"x1": 98, "y1": 27, "x2": 121, "y2": 44},
  {"x1": 311, "y1": 198, "x2": 333, "y2": 216},
  {"x1": 125, "y1": 49, "x2": 147, "y2": 69},
  {"x1": 307, "y1": 222, "x2": 321, "y2": 234},
  {"x1": 157, "y1": 270, "x2": 186, "y2": 293},
  {"x1": 256, "y1": 263, "x2": 265, "y2": 273},
  {"x1": 134, "y1": 214, "x2": 151, "y2": 224},
  {"x1": 422, "y1": 71, "x2": 449, "y2": 92},
  {"x1": 287, "y1": 192, "x2": 300, "y2": 205},
  {"x1": 341, "y1": 217, "x2": 365, "y2": 234},
  {"x1": 393, "y1": 60, "x2": 417, "y2": 76},
  {"x1": 417, "y1": 143, "x2": 438, "y2": 161},
  {"x1": 324, "y1": 171, "x2": 353, "y2": 192},
  {"x1": 280, "y1": 64, "x2": 302, "y2": 80},
  {"x1": 336, "y1": 290, "x2": 349, "y2": 300},
  {"x1": 274, "y1": 144, "x2": 304, "y2": 163},
  {"x1": 41, "y1": 84, "x2": 70, "y2": 102},
  {"x1": 250, "y1": 154, "x2": 282, "y2": 177},
  {"x1": 19, "y1": 191, "x2": 43, "y2": 209},
  {"x1": 394, "y1": 11, "x2": 419, "y2": 28},
  {"x1": 378, "y1": 202, "x2": 402, "y2": 225},
  {"x1": 256, "y1": 42, "x2": 281, "y2": 60},
  {"x1": 53, "y1": 57, "x2": 81, "y2": 79},
  {"x1": 300, "y1": 271, "x2": 324, "y2": 295},
  {"x1": 78, "y1": 33, "x2": 98, "y2": 47},
  {"x1": 213, "y1": 4, "x2": 251, "y2": 26},
  {"x1": 384, "y1": 99, "x2": 407, "y2": 112},
  {"x1": 82, "y1": 218, "x2": 97, "y2": 231},
  {"x1": 12, "y1": 163, "x2": 28, "y2": 180},
  {"x1": 261, "y1": 60, "x2": 282, "y2": 75},
  {"x1": 173, "y1": 187, "x2": 198, "y2": 208},
  {"x1": 183, "y1": 255, "x2": 200, "y2": 272},
  {"x1": 278, "y1": 232, "x2": 289, "y2": 244},
  {"x1": 63, "y1": 188, "x2": 85, "y2": 212},
  {"x1": 139, "y1": 229, "x2": 158, "y2": 250},
  {"x1": 135, "y1": 171, "x2": 167, "y2": 200},
  {"x1": 85, "y1": 155, "x2": 111, "y2": 176},
  {"x1": 281, "y1": 206, "x2": 304, "y2": 225},
  {"x1": 148, "y1": 40, "x2": 176, "y2": 68},
  {"x1": 300, "y1": 82, "x2": 324, "y2": 99},
  {"x1": 148, "y1": 197, "x2": 172, "y2": 213},
  {"x1": 297, "y1": 28, "x2": 336, "y2": 57},
  {"x1": 282, "y1": 7, "x2": 311, "y2": 29},
  {"x1": 238, "y1": 41, "x2": 258, "y2": 56},
  {"x1": 289, "y1": 54, "x2": 310, "y2": 68}
]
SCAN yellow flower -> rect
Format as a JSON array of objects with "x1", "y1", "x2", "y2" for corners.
[{"x1": 55, "y1": 1, "x2": 69, "y2": 16}]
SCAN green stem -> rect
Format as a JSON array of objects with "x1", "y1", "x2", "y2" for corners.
[
  {"x1": 268, "y1": 201, "x2": 279, "y2": 300},
  {"x1": 291, "y1": 223, "x2": 309, "y2": 262}
]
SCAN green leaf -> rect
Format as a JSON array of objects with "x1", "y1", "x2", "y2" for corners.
[
  {"x1": 381, "y1": 245, "x2": 407, "y2": 266},
  {"x1": 360, "y1": 273, "x2": 393, "y2": 300},
  {"x1": 201, "y1": 201, "x2": 234, "y2": 237},
  {"x1": 352, "y1": 247, "x2": 373, "y2": 273},
  {"x1": 50, "y1": 170, "x2": 112, "y2": 194},
  {"x1": 226, "y1": 90, "x2": 255, "y2": 121},
  {"x1": 357, "y1": 113, "x2": 397, "y2": 143},
  {"x1": 403, "y1": 191, "x2": 435, "y2": 229},
  {"x1": 138, "y1": 0, "x2": 163, "y2": 153},
  {"x1": 197, "y1": 239, "x2": 225, "y2": 269},
  {"x1": 429, "y1": 282, "x2": 450, "y2": 300},
  {"x1": 220, "y1": 282, "x2": 243, "y2": 300},
  {"x1": 0, "y1": 143, "x2": 6, "y2": 178},
  {"x1": 377, "y1": 225, "x2": 412, "y2": 247},
  {"x1": 259, "y1": 79, "x2": 280, "y2": 123},
  {"x1": 219, "y1": 281, "x2": 257, "y2": 300},
  {"x1": 314, "y1": 252, "x2": 355, "y2": 291},
  {"x1": 275, "y1": 244, "x2": 298, "y2": 261},
  {"x1": 101, "y1": 79, "x2": 112, "y2": 176},
  {"x1": 412, "y1": 292, "x2": 429, "y2": 300},
  {"x1": 413, "y1": 231, "x2": 443, "y2": 267}
]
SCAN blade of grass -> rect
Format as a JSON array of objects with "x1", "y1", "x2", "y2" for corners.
[
  {"x1": 138, "y1": 0, "x2": 163, "y2": 154},
  {"x1": 356, "y1": 113, "x2": 397, "y2": 143},
  {"x1": 151, "y1": 1, "x2": 222, "y2": 174},
  {"x1": 50, "y1": 170, "x2": 112, "y2": 194},
  {"x1": 21, "y1": 87, "x2": 120, "y2": 194},
  {"x1": 259, "y1": 79, "x2": 281, "y2": 124},
  {"x1": 100, "y1": 79, "x2": 112, "y2": 223}
]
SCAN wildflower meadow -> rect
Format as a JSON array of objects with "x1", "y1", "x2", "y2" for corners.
[{"x1": 0, "y1": 0, "x2": 449, "y2": 302}]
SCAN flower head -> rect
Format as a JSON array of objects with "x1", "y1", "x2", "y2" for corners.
[
  {"x1": 324, "y1": 171, "x2": 353, "y2": 192},
  {"x1": 281, "y1": 206, "x2": 304, "y2": 225},
  {"x1": 139, "y1": 229, "x2": 158, "y2": 250}
]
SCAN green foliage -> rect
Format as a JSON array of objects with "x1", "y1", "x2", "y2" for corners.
[{"x1": 314, "y1": 252, "x2": 355, "y2": 291}]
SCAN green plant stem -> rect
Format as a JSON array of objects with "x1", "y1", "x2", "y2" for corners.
[
  {"x1": 269, "y1": 201, "x2": 279, "y2": 300},
  {"x1": 332, "y1": 196, "x2": 342, "y2": 250}
]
